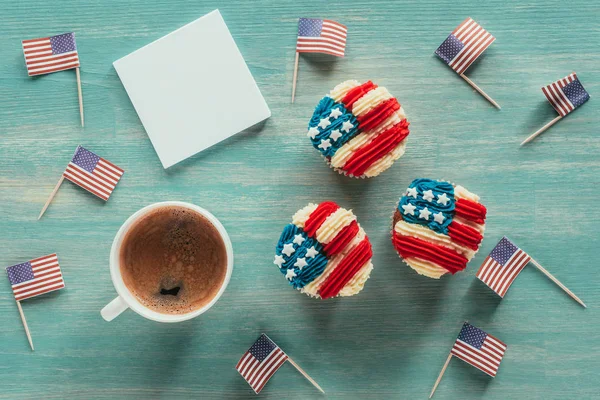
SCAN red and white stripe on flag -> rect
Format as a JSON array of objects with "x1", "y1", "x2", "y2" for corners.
[
  {"x1": 449, "y1": 18, "x2": 495, "y2": 74},
  {"x1": 542, "y1": 73, "x2": 577, "y2": 117},
  {"x1": 452, "y1": 334, "x2": 507, "y2": 377},
  {"x1": 296, "y1": 19, "x2": 347, "y2": 57},
  {"x1": 63, "y1": 158, "x2": 124, "y2": 201},
  {"x1": 22, "y1": 37, "x2": 79, "y2": 76},
  {"x1": 477, "y1": 249, "x2": 531, "y2": 297},
  {"x1": 11, "y1": 254, "x2": 65, "y2": 301},
  {"x1": 236, "y1": 347, "x2": 288, "y2": 393}
]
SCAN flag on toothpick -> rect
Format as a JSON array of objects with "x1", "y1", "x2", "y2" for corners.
[
  {"x1": 476, "y1": 236, "x2": 586, "y2": 307},
  {"x1": 451, "y1": 322, "x2": 507, "y2": 377},
  {"x1": 429, "y1": 322, "x2": 506, "y2": 398},
  {"x1": 63, "y1": 146, "x2": 124, "y2": 201},
  {"x1": 476, "y1": 236, "x2": 531, "y2": 297},
  {"x1": 6, "y1": 254, "x2": 65, "y2": 301},
  {"x1": 435, "y1": 18, "x2": 500, "y2": 108},
  {"x1": 521, "y1": 72, "x2": 590, "y2": 145},
  {"x1": 21, "y1": 32, "x2": 85, "y2": 126},
  {"x1": 291, "y1": 18, "x2": 347, "y2": 102},
  {"x1": 296, "y1": 18, "x2": 347, "y2": 57},
  {"x1": 542, "y1": 72, "x2": 590, "y2": 117},
  {"x1": 236, "y1": 334, "x2": 289, "y2": 394},
  {"x1": 22, "y1": 32, "x2": 80, "y2": 76}
]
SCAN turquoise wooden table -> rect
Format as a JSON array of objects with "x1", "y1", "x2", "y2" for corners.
[{"x1": 1, "y1": 1, "x2": 599, "y2": 398}]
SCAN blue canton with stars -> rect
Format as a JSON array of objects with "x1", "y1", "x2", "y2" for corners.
[
  {"x1": 562, "y1": 78, "x2": 590, "y2": 109},
  {"x1": 489, "y1": 236, "x2": 519, "y2": 265},
  {"x1": 298, "y1": 18, "x2": 323, "y2": 37},
  {"x1": 6, "y1": 262, "x2": 34, "y2": 285},
  {"x1": 249, "y1": 334, "x2": 278, "y2": 361},
  {"x1": 457, "y1": 322, "x2": 488, "y2": 349},
  {"x1": 275, "y1": 224, "x2": 328, "y2": 289},
  {"x1": 307, "y1": 96, "x2": 359, "y2": 158},
  {"x1": 435, "y1": 34, "x2": 463, "y2": 65},
  {"x1": 50, "y1": 33, "x2": 77, "y2": 55},
  {"x1": 71, "y1": 146, "x2": 101, "y2": 172},
  {"x1": 398, "y1": 178, "x2": 455, "y2": 235}
]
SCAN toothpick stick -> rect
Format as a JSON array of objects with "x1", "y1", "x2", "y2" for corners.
[
  {"x1": 38, "y1": 175, "x2": 64, "y2": 220},
  {"x1": 291, "y1": 52, "x2": 299, "y2": 103},
  {"x1": 429, "y1": 353, "x2": 452, "y2": 398},
  {"x1": 16, "y1": 301, "x2": 34, "y2": 351},
  {"x1": 75, "y1": 67, "x2": 84, "y2": 127},
  {"x1": 520, "y1": 116, "x2": 562, "y2": 146},
  {"x1": 287, "y1": 357, "x2": 324, "y2": 393},
  {"x1": 460, "y1": 73, "x2": 501, "y2": 109},
  {"x1": 530, "y1": 258, "x2": 586, "y2": 308}
]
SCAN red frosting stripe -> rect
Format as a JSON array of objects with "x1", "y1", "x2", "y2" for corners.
[
  {"x1": 392, "y1": 232, "x2": 468, "y2": 274},
  {"x1": 319, "y1": 237, "x2": 372, "y2": 299},
  {"x1": 341, "y1": 81, "x2": 377, "y2": 111},
  {"x1": 448, "y1": 221, "x2": 483, "y2": 251},
  {"x1": 343, "y1": 119, "x2": 410, "y2": 177},
  {"x1": 356, "y1": 98, "x2": 400, "y2": 132},
  {"x1": 454, "y1": 199, "x2": 487, "y2": 225},
  {"x1": 303, "y1": 201, "x2": 340, "y2": 237},
  {"x1": 323, "y1": 220, "x2": 359, "y2": 256}
]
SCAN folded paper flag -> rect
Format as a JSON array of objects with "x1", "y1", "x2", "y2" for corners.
[
  {"x1": 476, "y1": 236, "x2": 531, "y2": 297},
  {"x1": 6, "y1": 254, "x2": 64, "y2": 301},
  {"x1": 296, "y1": 18, "x2": 347, "y2": 57},
  {"x1": 236, "y1": 334, "x2": 289, "y2": 394},
  {"x1": 63, "y1": 146, "x2": 124, "y2": 201},
  {"x1": 22, "y1": 32, "x2": 80, "y2": 77},
  {"x1": 451, "y1": 322, "x2": 507, "y2": 377},
  {"x1": 435, "y1": 17, "x2": 495, "y2": 75},
  {"x1": 542, "y1": 72, "x2": 590, "y2": 117}
]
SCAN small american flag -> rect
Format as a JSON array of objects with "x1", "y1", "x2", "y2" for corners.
[
  {"x1": 22, "y1": 32, "x2": 80, "y2": 77},
  {"x1": 476, "y1": 236, "x2": 531, "y2": 297},
  {"x1": 236, "y1": 334, "x2": 289, "y2": 394},
  {"x1": 6, "y1": 254, "x2": 65, "y2": 302},
  {"x1": 63, "y1": 146, "x2": 124, "y2": 201},
  {"x1": 542, "y1": 72, "x2": 590, "y2": 117},
  {"x1": 296, "y1": 18, "x2": 347, "y2": 57},
  {"x1": 435, "y1": 17, "x2": 495, "y2": 75},
  {"x1": 451, "y1": 322, "x2": 507, "y2": 377}
]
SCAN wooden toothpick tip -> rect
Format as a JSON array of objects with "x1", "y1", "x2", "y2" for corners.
[
  {"x1": 429, "y1": 353, "x2": 453, "y2": 398},
  {"x1": 287, "y1": 357, "x2": 324, "y2": 393},
  {"x1": 16, "y1": 301, "x2": 34, "y2": 351},
  {"x1": 530, "y1": 258, "x2": 587, "y2": 308},
  {"x1": 291, "y1": 52, "x2": 299, "y2": 103},
  {"x1": 38, "y1": 175, "x2": 65, "y2": 220},
  {"x1": 521, "y1": 116, "x2": 562, "y2": 146},
  {"x1": 460, "y1": 73, "x2": 501, "y2": 109}
]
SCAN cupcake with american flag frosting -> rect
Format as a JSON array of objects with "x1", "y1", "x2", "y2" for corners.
[
  {"x1": 273, "y1": 201, "x2": 373, "y2": 299},
  {"x1": 307, "y1": 80, "x2": 410, "y2": 178},
  {"x1": 392, "y1": 179, "x2": 487, "y2": 279}
]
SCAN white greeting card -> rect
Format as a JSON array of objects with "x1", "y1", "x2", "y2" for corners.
[{"x1": 114, "y1": 9, "x2": 271, "y2": 168}]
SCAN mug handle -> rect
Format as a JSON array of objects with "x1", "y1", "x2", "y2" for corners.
[{"x1": 101, "y1": 296, "x2": 129, "y2": 321}]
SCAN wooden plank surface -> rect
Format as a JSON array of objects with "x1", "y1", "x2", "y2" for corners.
[{"x1": 1, "y1": 1, "x2": 598, "y2": 398}]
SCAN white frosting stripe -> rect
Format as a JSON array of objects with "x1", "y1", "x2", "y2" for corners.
[
  {"x1": 352, "y1": 87, "x2": 393, "y2": 116},
  {"x1": 329, "y1": 80, "x2": 361, "y2": 103},
  {"x1": 292, "y1": 203, "x2": 318, "y2": 229},
  {"x1": 404, "y1": 257, "x2": 447, "y2": 279},
  {"x1": 315, "y1": 207, "x2": 356, "y2": 244},
  {"x1": 454, "y1": 185, "x2": 480, "y2": 202},
  {"x1": 338, "y1": 260, "x2": 373, "y2": 296},
  {"x1": 394, "y1": 220, "x2": 475, "y2": 259},
  {"x1": 363, "y1": 139, "x2": 407, "y2": 178}
]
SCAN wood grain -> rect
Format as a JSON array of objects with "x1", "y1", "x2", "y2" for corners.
[{"x1": 1, "y1": 1, "x2": 599, "y2": 399}]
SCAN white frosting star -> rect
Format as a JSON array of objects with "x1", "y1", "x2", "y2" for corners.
[
  {"x1": 273, "y1": 255, "x2": 285, "y2": 268},
  {"x1": 285, "y1": 269, "x2": 297, "y2": 280},
  {"x1": 294, "y1": 257, "x2": 308, "y2": 270},
  {"x1": 307, "y1": 127, "x2": 319, "y2": 139},
  {"x1": 293, "y1": 234, "x2": 305, "y2": 245},
  {"x1": 437, "y1": 193, "x2": 450, "y2": 206},
  {"x1": 305, "y1": 246, "x2": 319, "y2": 258},
  {"x1": 329, "y1": 108, "x2": 343, "y2": 119},
  {"x1": 318, "y1": 139, "x2": 332, "y2": 151},
  {"x1": 406, "y1": 187, "x2": 418, "y2": 199},
  {"x1": 329, "y1": 129, "x2": 342, "y2": 142},
  {"x1": 341, "y1": 121, "x2": 354, "y2": 133},
  {"x1": 402, "y1": 203, "x2": 416, "y2": 216},
  {"x1": 433, "y1": 212, "x2": 445, "y2": 224},
  {"x1": 318, "y1": 118, "x2": 331, "y2": 129},
  {"x1": 419, "y1": 207, "x2": 432, "y2": 220},
  {"x1": 282, "y1": 243, "x2": 295, "y2": 257},
  {"x1": 423, "y1": 190, "x2": 435, "y2": 202}
]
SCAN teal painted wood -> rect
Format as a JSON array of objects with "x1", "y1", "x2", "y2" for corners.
[{"x1": 0, "y1": 1, "x2": 599, "y2": 398}]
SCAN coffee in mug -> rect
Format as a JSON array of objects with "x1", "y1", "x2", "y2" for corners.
[{"x1": 118, "y1": 205, "x2": 228, "y2": 315}]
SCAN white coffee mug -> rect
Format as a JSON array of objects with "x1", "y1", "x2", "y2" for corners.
[{"x1": 101, "y1": 201, "x2": 233, "y2": 323}]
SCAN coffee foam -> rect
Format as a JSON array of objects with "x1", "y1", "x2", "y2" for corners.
[{"x1": 119, "y1": 206, "x2": 228, "y2": 315}]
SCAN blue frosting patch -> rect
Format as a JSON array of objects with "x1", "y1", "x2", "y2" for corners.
[
  {"x1": 274, "y1": 224, "x2": 327, "y2": 289},
  {"x1": 307, "y1": 96, "x2": 359, "y2": 158},
  {"x1": 398, "y1": 178, "x2": 455, "y2": 235}
]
